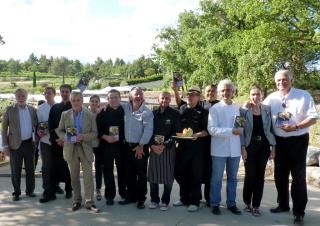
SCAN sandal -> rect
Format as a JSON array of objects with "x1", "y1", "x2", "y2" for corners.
[
  {"x1": 252, "y1": 208, "x2": 261, "y2": 217},
  {"x1": 243, "y1": 205, "x2": 252, "y2": 212}
]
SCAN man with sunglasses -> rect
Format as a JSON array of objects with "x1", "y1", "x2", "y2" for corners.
[{"x1": 264, "y1": 69, "x2": 318, "y2": 225}]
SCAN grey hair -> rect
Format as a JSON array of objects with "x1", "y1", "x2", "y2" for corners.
[
  {"x1": 274, "y1": 69, "x2": 293, "y2": 81},
  {"x1": 70, "y1": 91, "x2": 83, "y2": 100},
  {"x1": 217, "y1": 79, "x2": 235, "y2": 92},
  {"x1": 14, "y1": 87, "x2": 28, "y2": 96}
]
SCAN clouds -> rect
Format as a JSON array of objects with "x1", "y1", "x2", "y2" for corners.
[{"x1": 0, "y1": 0, "x2": 198, "y2": 63}]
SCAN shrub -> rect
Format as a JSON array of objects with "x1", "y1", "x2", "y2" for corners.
[{"x1": 126, "y1": 74, "x2": 163, "y2": 85}]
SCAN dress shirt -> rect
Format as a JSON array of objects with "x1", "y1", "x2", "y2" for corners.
[
  {"x1": 37, "y1": 101, "x2": 54, "y2": 144},
  {"x1": 264, "y1": 87, "x2": 319, "y2": 137},
  {"x1": 19, "y1": 105, "x2": 33, "y2": 141},
  {"x1": 73, "y1": 110, "x2": 83, "y2": 134},
  {"x1": 207, "y1": 101, "x2": 241, "y2": 157},
  {"x1": 122, "y1": 102, "x2": 153, "y2": 145}
]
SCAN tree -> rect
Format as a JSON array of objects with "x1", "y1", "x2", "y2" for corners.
[
  {"x1": 38, "y1": 55, "x2": 51, "y2": 73},
  {"x1": 25, "y1": 53, "x2": 39, "y2": 72},
  {"x1": 7, "y1": 59, "x2": 20, "y2": 75},
  {"x1": 155, "y1": 0, "x2": 320, "y2": 92},
  {"x1": 50, "y1": 57, "x2": 69, "y2": 84}
]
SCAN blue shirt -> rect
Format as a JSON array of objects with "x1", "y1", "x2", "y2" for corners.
[
  {"x1": 73, "y1": 110, "x2": 83, "y2": 134},
  {"x1": 122, "y1": 102, "x2": 153, "y2": 145}
]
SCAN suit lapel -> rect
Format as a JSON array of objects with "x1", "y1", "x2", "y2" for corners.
[
  {"x1": 13, "y1": 104, "x2": 21, "y2": 134},
  {"x1": 68, "y1": 110, "x2": 75, "y2": 128}
]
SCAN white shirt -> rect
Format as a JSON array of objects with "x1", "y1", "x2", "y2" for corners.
[
  {"x1": 19, "y1": 105, "x2": 33, "y2": 141},
  {"x1": 264, "y1": 87, "x2": 319, "y2": 137},
  {"x1": 37, "y1": 102, "x2": 54, "y2": 144},
  {"x1": 207, "y1": 101, "x2": 241, "y2": 157}
]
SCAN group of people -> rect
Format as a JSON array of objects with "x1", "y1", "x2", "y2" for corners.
[{"x1": 1, "y1": 69, "x2": 318, "y2": 225}]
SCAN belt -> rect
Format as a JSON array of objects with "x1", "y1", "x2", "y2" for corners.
[
  {"x1": 252, "y1": 136, "x2": 262, "y2": 141},
  {"x1": 22, "y1": 138, "x2": 32, "y2": 142},
  {"x1": 126, "y1": 142, "x2": 138, "y2": 148}
]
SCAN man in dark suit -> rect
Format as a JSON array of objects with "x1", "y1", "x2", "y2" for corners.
[{"x1": 2, "y1": 88, "x2": 38, "y2": 201}]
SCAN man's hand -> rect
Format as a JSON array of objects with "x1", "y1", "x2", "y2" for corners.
[
  {"x1": 56, "y1": 138, "x2": 64, "y2": 146},
  {"x1": 171, "y1": 82, "x2": 178, "y2": 91},
  {"x1": 241, "y1": 147, "x2": 247, "y2": 162},
  {"x1": 3, "y1": 147, "x2": 9, "y2": 156},
  {"x1": 280, "y1": 124, "x2": 296, "y2": 132},
  {"x1": 76, "y1": 134, "x2": 84, "y2": 142},
  {"x1": 269, "y1": 147, "x2": 276, "y2": 160},
  {"x1": 232, "y1": 128, "x2": 243, "y2": 136},
  {"x1": 133, "y1": 144, "x2": 144, "y2": 159},
  {"x1": 151, "y1": 144, "x2": 165, "y2": 155},
  {"x1": 102, "y1": 135, "x2": 117, "y2": 143},
  {"x1": 37, "y1": 129, "x2": 45, "y2": 138}
]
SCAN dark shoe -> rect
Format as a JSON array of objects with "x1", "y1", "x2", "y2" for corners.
[
  {"x1": 72, "y1": 203, "x2": 82, "y2": 211},
  {"x1": 86, "y1": 205, "x2": 100, "y2": 213},
  {"x1": 228, "y1": 206, "x2": 242, "y2": 215},
  {"x1": 12, "y1": 195, "x2": 20, "y2": 201},
  {"x1": 96, "y1": 190, "x2": 102, "y2": 201},
  {"x1": 294, "y1": 216, "x2": 304, "y2": 226},
  {"x1": 26, "y1": 193, "x2": 36, "y2": 198},
  {"x1": 118, "y1": 199, "x2": 135, "y2": 205},
  {"x1": 252, "y1": 208, "x2": 261, "y2": 217},
  {"x1": 106, "y1": 199, "x2": 114, "y2": 205},
  {"x1": 137, "y1": 201, "x2": 145, "y2": 209},
  {"x1": 55, "y1": 186, "x2": 64, "y2": 194},
  {"x1": 211, "y1": 206, "x2": 221, "y2": 215},
  {"x1": 65, "y1": 191, "x2": 72, "y2": 199},
  {"x1": 206, "y1": 201, "x2": 210, "y2": 207},
  {"x1": 270, "y1": 206, "x2": 290, "y2": 213},
  {"x1": 39, "y1": 195, "x2": 56, "y2": 203},
  {"x1": 243, "y1": 205, "x2": 252, "y2": 213}
]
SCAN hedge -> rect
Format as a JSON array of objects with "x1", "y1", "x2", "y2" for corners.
[{"x1": 126, "y1": 74, "x2": 163, "y2": 85}]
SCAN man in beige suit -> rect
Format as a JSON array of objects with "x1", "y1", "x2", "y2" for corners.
[
  {"x1": 2, "y1": 88, "x2": 38, "y2": 201},
  {"x1": 56, "y1": 91, "x2": 99, "y2": 212}
]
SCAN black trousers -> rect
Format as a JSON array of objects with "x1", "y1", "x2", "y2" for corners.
[
  {"x1": 102, "y1": 144, "x2": 126, "y2": 200},
  {"x1": 175, "y1": 141, "x2": 203, "y2": 206},
  {"x1": 40, "y1": 142, "x2": 55, "y2": 198},
  {"x1": 202, "y1": 146, "x2": 212, "y2": 204},
  {"x1": 93, "y1": 147, "x2": 103, "y2": 190},
  {"x1": 243, "y1": 139, "x2": 270, "y2": 208},
  {"x1": 150, "y1": 182, "x2": 173, "y2": 205},
  {"x1": 51, "y1": 143, "x2": 72, "y2": 192},
  {"x1": 9, "y1": 139, "x2": 35, "y2": 196},
  {"x1": 275, "y1": 134, "x2": 309, "y2": 217},
  {"x1": 124, "y1": 143, "x2": 149, "y2": 202}
]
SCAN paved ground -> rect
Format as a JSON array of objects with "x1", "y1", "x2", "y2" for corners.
[{"x1": 0, "y1": 162, "x2": 319, "y2": 226}]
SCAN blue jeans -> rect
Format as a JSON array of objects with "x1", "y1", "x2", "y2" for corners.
[{"x1": 210, "y1": 156, "x2": 240, "y2": 207}]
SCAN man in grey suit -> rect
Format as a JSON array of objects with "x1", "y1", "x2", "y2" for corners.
[
  {"x1": 2, "y1": 88, "x2": 38, "y2": 201},
  {"x1": 56, "y1": 91, "x2": 99, "y2": 212}
]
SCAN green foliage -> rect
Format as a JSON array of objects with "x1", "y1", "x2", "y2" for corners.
[
  {"x1": 32, "y1": 71, "x2": 36, "y2": 88},
  {"x1": 126, "y1": 74, "x2": 163, "y2": 85},
  {"x1": 155, "y1": 0, "x2": 320, "y2": 94}
]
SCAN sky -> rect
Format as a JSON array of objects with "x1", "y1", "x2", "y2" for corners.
[{"x1": 0, "y1": 0, "x2": 199, "y2": 63}]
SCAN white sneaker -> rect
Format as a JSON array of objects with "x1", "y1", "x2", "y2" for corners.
[
  {"x1": 149, "y1": 202, "x2": 159, "y2": 209},
  {"x1": 173, "y1": 200, "x2": 184, "y2": 207},
  {"x1": 187, "y1": 205, "x2": 198, "y2": 212},
  {"x1": 160, "y1": 203, "x2": 169, "y2": 211}
]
